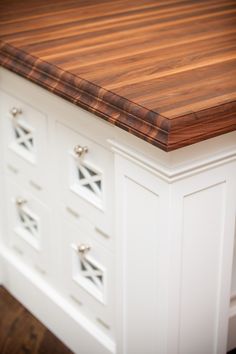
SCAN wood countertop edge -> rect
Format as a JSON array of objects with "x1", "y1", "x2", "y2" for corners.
[{"x1": 0, "y1": 41, "x2": 235, "y2": 152}]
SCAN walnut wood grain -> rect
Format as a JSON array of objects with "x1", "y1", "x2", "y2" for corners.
[{"x1": 0, "y1": 0, "x2": 235, "y2": 151}]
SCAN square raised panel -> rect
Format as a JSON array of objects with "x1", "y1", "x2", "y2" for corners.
[
  {"x1": 15, "y1": 197, "x2": 40, "y2": 250},
  {"x1": 6, "y1": 180, "x2": 51, "y2": 273},
  {"x1": 56, "y1": 122, "x2": 114, "y2": 239},
  {"x1": 0, "y1": 90, "x2": 48, "y2": 186},
  {"x1": 59, "y1": 220, "x2": 115, "y2": 335},
  {"x1": 72, "y1": 243, "x2": 106, "y2": 303}
]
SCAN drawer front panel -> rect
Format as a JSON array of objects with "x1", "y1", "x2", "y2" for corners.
[
  {"x1": 59, "y1": 219, "x2": 115, "y2": 337},
  {"x1": 56, "y1": 122, "x2": 114, "y2": 239},
  {"x1": 3, "y1": 162, "x2": 51, "y2": 207},
  {"x1": 6, "y1": 180, "x2": 52, "y2": 276},
  {"x1": 0, "y1": 90, "x2": 49, "y2": 187}
]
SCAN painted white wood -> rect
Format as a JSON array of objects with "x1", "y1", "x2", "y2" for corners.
[
  {"x1": 231, "y1": 227, "x2": 236, "y2": 296},
  {"x1": 58, "y1": 217, "x2": 115, "y2": 338},
  {"x1": 113, "y1": 146, "x2": 236, "y2": 354},
  {"x1": 115, "y1": 155, "x2": 170, "y2": 354},
  {"x1": 0, "y1": 69, "x2": 117, "y2": 353},
  {"x1": 5, "y1": 179, "x2": 52, "y2": 276},
  {"x1": 167, "y1": 163, "x2": 236, "y2": 354},
  {"x1": 55, "y1": 121, "x2": 114, "y2": 240},
  {"x1": 0, "y1": 89, "x2": 49, "y2": 189},
  {"x1": 109, "y1": 139, "x2": 236, "y2": 183},
  {"x1": 0, "y1": 67, "x2": 236, "y2": 354},
  {"x1": 0, "y1": 244, "x2": 115, "y2": 354},
  {"x1": 179, "y1": 184, "x2": 224, "y2": 354},
  {"x1": 228, "y1": 225, "x2": 236, "y2": 352},
  {"x1": 0, "y1": 84, "x2": 8, "y2": 286}
]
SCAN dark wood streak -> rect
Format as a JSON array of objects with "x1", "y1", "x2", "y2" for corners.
[
  {"x1": 0, "y1": 42, "x2": 169, "y2": 149},
  {"x1": 0, "y1": 0, "x2": 235, "y2": 151}
]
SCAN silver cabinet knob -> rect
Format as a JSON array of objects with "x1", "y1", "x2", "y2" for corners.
[
  {"x1": 78, "y1": 244, "x2": 91, "y2": 255},
  {"x1": 73, "y1": 243, "x2": 91, "y2": 256},
  {"x1": 10, "y1": 107, "x2": 22, "y2": 117},
  {"x1": 15, "y1": 197, "x2": 27, "y2": 207},
  {"x1": 74, "y1": 145, "x2": 88, "y2": 157}
]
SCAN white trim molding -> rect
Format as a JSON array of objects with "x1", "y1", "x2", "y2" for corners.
[{"x1": 108, "y1": 139, "x2": 236, "y2": 183}]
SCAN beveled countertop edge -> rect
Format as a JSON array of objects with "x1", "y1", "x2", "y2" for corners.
[
  {"x1": 0, "y1": 41, "x2": 169, "y2": 151},
  {"x1": 0, "y1": 41, "x2": 235, "y2": 152}
]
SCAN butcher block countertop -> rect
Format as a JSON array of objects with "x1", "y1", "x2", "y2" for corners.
[{"x1": 0, "y1": 0, "x2": 236, "y2": 151}]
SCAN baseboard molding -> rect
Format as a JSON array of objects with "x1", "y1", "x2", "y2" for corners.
[{"x1": 0, "y1": 245, "x2": 115, "y2": 354}]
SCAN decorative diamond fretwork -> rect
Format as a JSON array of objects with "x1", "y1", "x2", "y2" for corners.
[
  {"x1": 79, "y1": 256, "x2": 104, "y2": 291},
  {"x1": 77, "y1": 163, "x2": 102, "y2": 198},
  {"x1": 17, "y1": 206, "x2": 38, "y2": 240},
  {"x1": 72, "y1": 245, "x2": 105, "y2": 302},
  {"x1": 13, "y1": 121, "x2": 34, "y2": 153}
]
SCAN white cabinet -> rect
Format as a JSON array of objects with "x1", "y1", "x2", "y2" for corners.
[{"x1": 0, "y1": 68, "x2": 236, "y2": 354}]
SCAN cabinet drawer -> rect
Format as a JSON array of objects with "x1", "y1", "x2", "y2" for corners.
[
  {"x1": 5, "y1": 180, "x2": 52, "y2": 276},
  {"x1": 0, "y1": 90, "x2": 48, "y2": 187},
  {"x1": 56, "y1": 122, "x2": 114, "y2": 238},
  {"x1": 58, "y1": 219, "x2": 115, "y2": 337}
]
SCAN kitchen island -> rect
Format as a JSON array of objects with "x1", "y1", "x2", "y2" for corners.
[{"x1": 0, "y1": 1, "x2": 236, "y2": 353}]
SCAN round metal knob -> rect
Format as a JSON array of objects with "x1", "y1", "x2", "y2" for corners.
[
  {"x1": 74, "y1": 145, "x2": 88, "y2": 157},
  {"x1": 77, "y1": 244, "x2": 91, "y2": 256},
  {"x1": 10, "y1": 107, "x2": 22, "y2": 117},
  {"x1": 15, "y1": 197, "x2": 27, "y2": 207}
]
